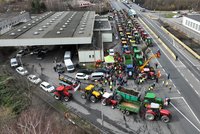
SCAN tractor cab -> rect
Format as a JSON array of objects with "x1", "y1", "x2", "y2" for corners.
[
  {"x1": 81, "y1": 84, "x2": 102, "y2": 103},
  {"x1": 144, "y1": 93, "x2": 164, "y2": 107}
]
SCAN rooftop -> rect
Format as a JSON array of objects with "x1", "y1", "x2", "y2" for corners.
[
  {"x1": 186, "y1": 14, "x2": 200, "y2": 22},
  {"x1": 0, "y1": 12, "x2": 21, "y2": 22},
  {"x1": 0, "y1": 11, "x2": 95, "y2": 46}
]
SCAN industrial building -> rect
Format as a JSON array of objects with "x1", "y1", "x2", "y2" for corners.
[
  {"x1": 0, "y1": 11, "x2": 114, "y2": 63},
  {"x1": 0, "y1": 11, "x2": 30, "y2": 35},
  {"x1": 182, "y1": 15, "x2": 200, "y2": 34}
]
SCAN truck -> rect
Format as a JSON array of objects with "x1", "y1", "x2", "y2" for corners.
[
  {"x1": 64, "y1": 51, "x2": 75, "y2": 72},
  {"x1": 128, "y1": 9, "x2": 137, "y2": 17}
]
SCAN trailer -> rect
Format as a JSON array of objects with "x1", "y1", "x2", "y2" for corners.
[{"x1": 118, "y1": 101, "x2": 141, "y2": 115}]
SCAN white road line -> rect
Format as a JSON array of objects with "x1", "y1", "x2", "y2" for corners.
[
  {"x1": 177, "y1": 90, "x2": 181, "y2": 94},
  {"x1": 185, "y1": 79, "x2": 188, "y2": 82},
  {"x1": 170, "y1": 102, "x2": 200, "y2": 133},
  {"x1": 194, "y1": 90, "x2": 199, "y2": 96},
  {"x1": 169, "y1": 79, "x2": 172, "y2": 82},
  {"x1": 181, "y1": 97, "x2": 200, "y2": 125},
  {"x1": 170, "y1": 96, "x2": 183, "y2": 100},
  {"x1": 189, "y1": 84, "x2": 194, "y2": 88}
]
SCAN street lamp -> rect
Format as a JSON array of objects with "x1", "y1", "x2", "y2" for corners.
[{"x1": 101, "y1": 102, "x2": 104, "y2": 126}]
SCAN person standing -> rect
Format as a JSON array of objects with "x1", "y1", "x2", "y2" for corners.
[
  {"x1": 155, "y1": 63, "x2": 158, "y2": 69},
  {"x1": 167, "y1": 73, "x2": 170, "y2": 80}
]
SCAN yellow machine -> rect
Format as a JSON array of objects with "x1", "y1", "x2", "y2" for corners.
[
  {"x1": 81, "y1": 84, "x2": 102, "y2": 103},
  {"x1": 139, "y1": 51, "x2": 161, "y2": 71}
]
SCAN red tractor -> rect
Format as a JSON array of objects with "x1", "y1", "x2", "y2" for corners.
[
  {"x1": 101, "y1": 92, "x2": 118, "y2": 109},
  {"x1": 145, "y1": 103, "x2": 171, "y2": 123},
  {"x1": 54, "y1": 85, "x2": 73, "y2": 102}
]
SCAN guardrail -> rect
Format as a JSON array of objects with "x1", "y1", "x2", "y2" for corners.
[
  {"x1": 161, "y1": 26, "x2": 200, "y2": 60},
  {"x1": 138, "y1": 17, "x2": 177, "y2": 60}
]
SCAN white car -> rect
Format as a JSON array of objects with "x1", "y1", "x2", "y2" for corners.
[
  {"x1": 10, "y1": 58, "x2": 18, "y2": 67},
  {"x1": 27, "y1": 74, "x2": 42, "y2": 84},
  {"x1": 40, "y1": 81, "x2": 55, "y2": 92},
  {"x1": 109, "y1": 49, "x2": 115, "y2": 56},
  {"x1": 75, "y1": 72, "x2": 89, "y2": 80},
  {"x1": 16, "y1": 66, "x2": 28, "y2": 75}
]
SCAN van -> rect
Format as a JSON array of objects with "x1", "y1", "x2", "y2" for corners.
[
  {"x1": 10, "y1": 58, "x2": 19, "y2": 67},
  {"x1": 64, "y1": 59, "x2": 75, "y2": 72},
  {"x1": 64, "y1": 51, "x2": 71, "y2": 60},
  {"x1": 90, "y1": 72, "x2": 105, "y2": 81}
]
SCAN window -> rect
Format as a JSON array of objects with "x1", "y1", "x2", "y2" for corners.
[
  {"x1": 198, "y1": 25, "x2": 200, "y2": 31},
  {"x1": 92, "y1": 55, "x2": 94, "y2": 58},
  {"x1": 190, "y1": 22, "x2": 193, "y2": 27},
  {"x1": 186, "y1": 20, "x2": 188, "y2": 25},
  {"x1": 89, "y1": 55, "x2": 91, "y2": 58},
  {"x1": 193, "y1": 23, "x2": 195, "y2": 28},
  {"x1": 195, "y1": 24, "x2": 198, "y2": 30}
]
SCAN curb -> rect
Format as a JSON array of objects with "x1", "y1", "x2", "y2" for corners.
[
  {"x1": 138, "y1": 17, "x2": 177, "y2": 60},
  {"x1": 161, "y1": 26, "x2": 200, "y2": 60}
]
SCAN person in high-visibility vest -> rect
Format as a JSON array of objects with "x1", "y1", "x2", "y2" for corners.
[{"x1": 157, "y1": 70, "x2": 161, "y2": 78}]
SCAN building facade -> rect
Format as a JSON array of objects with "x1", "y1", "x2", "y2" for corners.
[
  {"x1": 182, "y1": 15, "x2": 200, "y2": 34},
  {"x1": 0, "y1": 11, "x2": 30, "y2": 35}
]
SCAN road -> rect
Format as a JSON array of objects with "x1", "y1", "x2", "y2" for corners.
[{"x1": 110, "y1": 0, "x2": 200, "y2": 133}]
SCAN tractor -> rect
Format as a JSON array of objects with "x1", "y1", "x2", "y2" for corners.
[
  {"x1": 145, "y1": 103, "x2": 171, "y2": 123},
  {"x1": 54, "y1": 85, "x2": 73, "y2": 102},
  {"x1": 102, "y1": 92, "x2": 118, "y2": 109},
  {"x1": 81, "y1": 84, "x2": 102, "y2": 103}
]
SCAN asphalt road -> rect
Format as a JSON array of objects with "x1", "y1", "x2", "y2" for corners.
[{"x1": 110, "y1": 0, "x2": 200, "y2": 133}]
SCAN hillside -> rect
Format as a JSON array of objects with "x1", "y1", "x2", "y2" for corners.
[{"x1": 135, "y1": 0, "x2": 200, "y2": 11}]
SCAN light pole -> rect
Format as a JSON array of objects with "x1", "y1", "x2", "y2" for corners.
[{"x1": 101, "y1": 102, "x2": 104, "y2": 126}]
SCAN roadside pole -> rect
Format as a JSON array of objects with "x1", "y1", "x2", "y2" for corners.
[{"x1": 101, "y1": 103, "x2": 104, "y2": 126}]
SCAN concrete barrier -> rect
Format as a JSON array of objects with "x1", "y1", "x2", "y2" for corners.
[
  {"x1": 138, "y1": 17, "x2": 177, "y2": 60},
  {"x1": 161, "y1": 26, "x2": 200, "y2": 60}
]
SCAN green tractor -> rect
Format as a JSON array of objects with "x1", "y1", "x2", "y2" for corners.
[
  {"x1": 145, "y1": 37, "x2": 153, "y2": 47},
  {"x1": 143, "y1": 92, "x2": 164, "y2": 108}
]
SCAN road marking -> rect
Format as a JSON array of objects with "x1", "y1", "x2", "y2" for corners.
[
  {"x1": 189, "y1": 84, "x2": 194, "y2": 88},
  {"x1": 185, "y1": 78, "x2": 188, "y2": 82},
  {"x1": 194, "y1": 90, "x2": 199, "y2": 96},
  {"x1": 170, "y1": 102, "x2": 200, "y2": 133},
  {"x1": 177, "y1": 90, "x2": 181, "y2": 94},
  {"x1": 182, "y1": 97, "x2": 200, "y2": 125},
  {"x1": 170, "y1": 96, "x2": 182, "y2": 100}
]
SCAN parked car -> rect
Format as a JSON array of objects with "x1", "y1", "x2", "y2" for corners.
[
  {"x1": 109, "y1": 49, "x2": 115, "y2": 56},
  {"x1": 90, "y1": 72, "x2": 105, "y2": 81},
  {"x1": 75, "y1": 72, "x2": 90, "y2": 80},
  {"x1": 55, "y1": 63, "x2": 65, "y2": 73},
  {"x1": 40, "y1": 81, "x2": 55, "y2": 92},
  {"x1": 27, "y1": 74, "x2": 42, "y2": 84},
  {"x1": 16, "y1": 49, "x2": 29, "y2": 57},
  {"x1": 10, "y1": 58, "x2": 19, "y2": 67},
  {"x1": 16, "y1": 66, "x2": 28, "y2": 75}
]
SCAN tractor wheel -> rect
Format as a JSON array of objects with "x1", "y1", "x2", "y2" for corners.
[
  {"x1": 161, "y1": 115, "x2": 170, "y2": 123},
  {"x1": 121, "y1": 110, "x2": 126, "y2": 114},
  {"x1": 64, "y1": 96, "x2": 70, "y2": 102},
  {"x1": 111, "y1": 105, "x2": 115, "y2": 109},
  {"x1": 125, "y1": 111, "x2": 130, "y2": 116},
  {"x1": 90, "y1": 96, "x2": 97, "y2": 103},
  {"x1": 102, "y1": 99, "x2": 107, "y2": 106},
  {"x1": 54, "y1": 95, "x2": 60, "y2": 100},
  {"x1": 81, "y1": 93, "x2": 86, "y2": 99},
  {"x1": 114, "y1": 94, "x2": 122, "y2": 103},
  {"x1": 145, "y1": 113, "x2": 155, "y2": 121}
]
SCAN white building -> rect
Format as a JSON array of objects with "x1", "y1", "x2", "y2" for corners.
[
  {"x1": 182, "y1": 15, "x2": 200, "y2": 34},
  {"x1": 0, "y1": 11, "x2": 30, "y2": 35}
]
